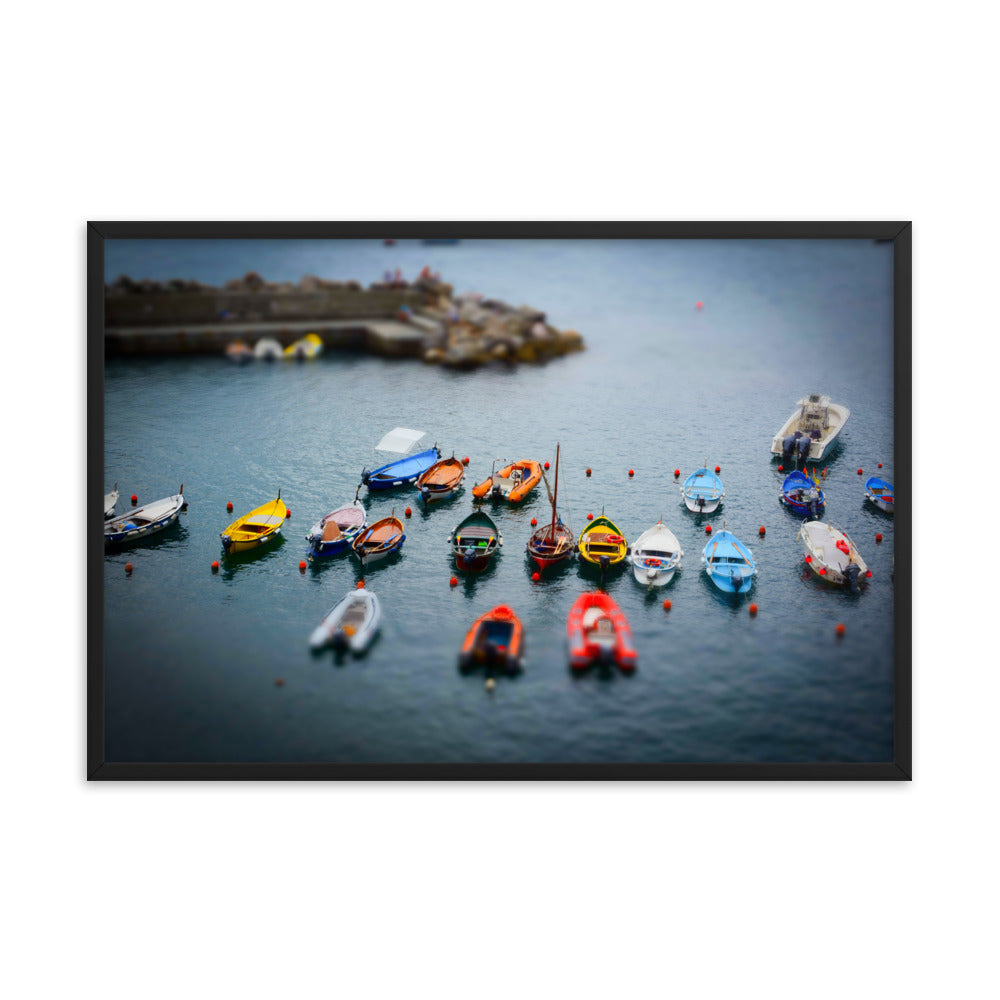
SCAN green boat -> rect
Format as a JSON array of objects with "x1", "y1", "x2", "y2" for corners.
[{"x1": 449, "y1": 510, "x2": 503, "y2": 572}]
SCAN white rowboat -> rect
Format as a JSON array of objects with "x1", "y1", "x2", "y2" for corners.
[{"x1": 631, "y1": 521, "x2": 683, "y2": 586}]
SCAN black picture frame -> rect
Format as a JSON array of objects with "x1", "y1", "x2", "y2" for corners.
[{"x1": 88, "y1": 221, "x2": 911, "y2": 780}]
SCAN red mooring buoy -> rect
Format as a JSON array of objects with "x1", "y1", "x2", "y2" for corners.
[
  {"x1": 356, "y1": 580, "x2": 365, "y2": 589},
  {"x1": 628, "y1": 469, "x2": 634, "y2": 477},
  {"x1": 286, "y1": 509, "x2": 291, "y2": 517},
  {"x1": 778, "y1": 465, "x2": 784, "y2": 472},
  {"x1": 211, "y1": 561, "x2": 219, "y2": 572},
  {"x1": 876, "y1": 533, "x2": 883, "y2": 543},
  {"x1": 449, "y1": 576, "x2": 458, "y2": 587},
  {"x1": 836, "y1": 623, "x2": 846, "y2": 636},
  {"x1": 125, "y1": 562, "x2": 133, "y2": 574},
  {"x1": 759, "y1": 526, "x2": 766, "y2": 536},
  {"x1": 544, "y1": 461, "x2": 549, "y2": 470},
  {"x1": 462, "y1": 456, "x2": 469, "y2": 465},
  {"x1": 130, "y1": 494, "x2": 138, "y2": 505},
  {"x1": 226, "y1": 501, "x2": 233, "y2": 512},
  {"x1": 298, "y1": 561, "x2": 307, "y2": 572},
  {"x1": 857, "y1": 468, "x2": 863, "y2": 475},
  {"x1": 587, "y1": 513, "x2": 594, "y2": 521},
  {"x1": 530, "y1": 518, "x2": 537, "y2": 526},
  {"x1": 705, "y1": 525, "x2": 712, "y2": 534},
  {"x1": 749, "y1": 603, "x2": 758, "y2": 616},
  {"x1": 663, "y1": 599, "x2": 671, "y2": 611},
  {"x1": 531, "y1": 572, "x2": 540, "y2": 582},
  {"x1": 674, "y1": 469, "x2": 680, "y2": 477},
  {"x1": 405, "y1": 507, "x2": 412, "y2": 518},
  {"x1": 715, "y1": 465, "x2": 721, "y2": 473},
  {"x1": 586, "y1": 468, "x2": 592, "y2": 477}
]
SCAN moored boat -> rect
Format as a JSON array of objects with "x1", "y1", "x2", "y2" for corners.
[
  {"x1": 221, "y1": 492, "x2": 286, "y2": 553},
  {"x1": 416, "y1": 455, "x2": 465, "y2": 504},
  {"x1": 284, "y1": 332, "x2": 323, "y2": 360},
  {"x1": 225, "y1": 340, "x2": 254, "y2": 363},
  {"x1": 253, "y1": 337, "x2": 284, "y2": 361},
  {"x1": 309, "y1": 588, "x2": 381, "y2": 653},
  {"x1": 105, "y1": 486, "x2": 185, "y2": 547},
  {"x1": 798, "y1": 521, "x2": 868, "y2": 592},
  {"x1": 458, "y1": 605, "x2": 524, "y2": 674},
  {"x1": 449, "y1": 509, "x2": 502, "y2": 572},
  {"x1": 305, "y1": 494, "x2": 366, "y2": 559},
  {"x1": 472, "y1": 459, "x2": 542, "y2": 504},
  {"x1": 864, "y1": 476, "x2": 894, "y2": 514},
  {"x1": 779, "y1": 469, "x2": 826, "y2": 517},
  {"x1": 351, "y1": 511, "x2": 405, "y2": 566},
  {"x1": 577, "y1": 514, "x2": 628, "y2": 572},
  {"x1": 631, "y1": 521, "x2": 683, "y2": 586},
  {"x1": 361, "y1": 427, "x2": 441, "y2": 490},
  {"x1": 526, "y1": 444, "x2": 574, "y2": 572},
  {"x1": 104, "y1": 482, "x2": 119, "y2": 520},
  {"x1": 771, "y1": 394, "x2": 850, "y2": 463},
  {"x1": 567, "y1": 592, "x2": 636, "y2": 672},
  {"x1": 681, "y1": 465, "x2": 725, "y2": 513},
  {"x1": 702, "y1": 528, "x2": 757, "y2": 595}
]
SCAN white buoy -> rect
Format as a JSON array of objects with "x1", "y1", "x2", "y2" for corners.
[{"x1": 485, "y1": 678, "x2": 496, "y2": 692}]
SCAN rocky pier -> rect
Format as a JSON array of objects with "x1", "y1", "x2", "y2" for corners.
[{"x1": 104, "y1": 271, "x2": 585, "y2": 367}]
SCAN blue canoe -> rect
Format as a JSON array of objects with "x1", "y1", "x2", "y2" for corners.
[
  {"x1": 361, "y1": 446, "x2": 441, "y2": 490},
  {"x1": 702, "y1": 529, "x2": 757, "y2": 595},
  {"x1": 864, "y1": 476, "x2": 894, "y2": 514},
  {"x1": 681, "y1": 467, "x2": 725, "y2": 513},
  {"x1": 779, "y1": 470, "x2": 825, "y2": 517}
]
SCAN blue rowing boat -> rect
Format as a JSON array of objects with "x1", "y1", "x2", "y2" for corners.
[
  {"x1": 864, "y1": 476, "x2": 894, "y2": 514},
  {"x1": 702, "y1": 529, "x2": 756, "y2": 595},
  {"x1": 362, "y1": 446, "x2": 441, "y2": 489},
  {"x1": 681, "y1": 466, "x2": 725, "y2": 513},
  {"x1": 779, "y1": 469, "x2": 825, "y2": 517}
]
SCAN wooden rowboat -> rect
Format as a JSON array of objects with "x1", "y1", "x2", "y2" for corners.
[
  {"x1": 105, "y1": 486, "x2": 185, "y2": 547},
  {"x1": 221, "y1": 493, "x2": 287, "y2": 553},
  {"x1": 305, "y1": 496, "x2": 366, "y2": 559},
  {"x1": 577, "y1": 514, "x2": 628, "y2": 571},
  {"x1": 526, "y1": 443, "x2": 573, "y2": 572},
  {"x1": 351, "y1": 512, "x2": 405, "y2": 566},
  {"x1": 416, "y1": 455, "x2": 465, "y2": 504},
  {"x1": 449, "y1": 510, "x2": 502, "y2": 572}
]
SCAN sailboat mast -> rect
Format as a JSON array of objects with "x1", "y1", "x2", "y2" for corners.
[{"x1": 550, "y1": 443, "x2": 559, "y2": 540}]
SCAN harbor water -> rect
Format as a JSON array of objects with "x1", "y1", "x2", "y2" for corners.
[{"x1": 103, "y1": 238, "x2": 896, "y2": 763}]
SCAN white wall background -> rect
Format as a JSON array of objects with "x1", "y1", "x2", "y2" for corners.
[{"x1": 3, "y1": 2, "x2": 995, "y2": 997}]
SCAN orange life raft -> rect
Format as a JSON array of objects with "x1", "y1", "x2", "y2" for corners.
[
  {"x1": 472, "y1": 460, "x2": 542, "y2": 504},
  {"x1": 567, "y1": 592, "x2": 636, "y2": 672},
  {"x1": 458, "y1": 605, "x2": 524, "y2": 675}
]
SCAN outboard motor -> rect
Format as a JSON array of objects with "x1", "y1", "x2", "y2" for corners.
[
  {"x1": 331, "y1": 630, "x2": 348, "y2": 651},
  {"x1": 845, "y1": 563, "x2": 861, "y2": 594},
  {"x1": 796, "y1": 435, "x2": 811, "y2": 464},
  {"x1": 782, "y1": 433, "x2": 797, "y2": 463},
  {"x1": 731, "y1": 570, "x2": 745, "y2": 593},
  {"x1": 808, "y1": 496, "x2": 819, "y2": 518},
  {"x1": 361, "y1": 468, "x2": 371, "y2": 486},
  {"x1": 696, "y1": 496, "x2": 706, "y2": 511},
  {"x1": 221, "y1": 534, "x2": 232, "y2": 550}
]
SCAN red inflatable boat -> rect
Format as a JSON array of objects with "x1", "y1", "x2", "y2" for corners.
[{"x1": 567, "y1": 592, "x2": 636, "y2": 672}]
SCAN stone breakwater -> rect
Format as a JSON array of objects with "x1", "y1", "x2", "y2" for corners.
[{"x1": 104, "y1": 272, "x2": 585, "y2": 367}]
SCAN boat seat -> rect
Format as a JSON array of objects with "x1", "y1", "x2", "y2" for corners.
[{"x1": 322, "y1": 520, "x2": 343, "y2": 542}]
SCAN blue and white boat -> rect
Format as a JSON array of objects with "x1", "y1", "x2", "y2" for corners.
[
  {"x1": 864, "y1": 476, "x2": 894, "y2": 514},
  {"x1": 779, "y1": 469, "x2": 825, "y2": 517},
  {"x1": 305, "y1": 495, "x2": 367, "y2": 559},
  {"x1": 361, "y1": 427, "x2": 441, "y2": 491},
  {"x1": 702, "y1": 528, "x2": 756, "y2": 595},
  {"x1": 681, "y1": 465, "x2": 725, "y2": 513},
  {"x1": 105, "y1": 486, "x2": 186, "y2": 547}
]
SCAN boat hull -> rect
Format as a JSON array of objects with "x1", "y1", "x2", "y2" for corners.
[
  {"x1": 632, "y1": 559, "x2": 678, "y2": 587},
  {"x1": 683, "y1": 496, "x2": 722, "y2": 514},
  {"x1": 526, "y1": 523, "x2": 575, "y2": 572},
  {"x1": 221, "y1": 497, "x2": 287, "y2": 553},
  {"x1": 566, "y1": 592, "x2": 636, "y2": 672},
  {"x1": 105, "y1": 492, "x2": 185, "y2": 547},
  {"x1": 770, "y1": 397, "x2": 850, "y2": 461},
  {"x1": 362, "y1": 447, "x2": 441, "y2": 491}
]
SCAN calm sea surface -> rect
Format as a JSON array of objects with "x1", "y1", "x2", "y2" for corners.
[{"x1": 103, "y1": 239, "x2": 895, "y2": 763}]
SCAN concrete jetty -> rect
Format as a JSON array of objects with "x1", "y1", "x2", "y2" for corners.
[{"x1": 104, "y1": 271, "x2": 585, "y2": 366}]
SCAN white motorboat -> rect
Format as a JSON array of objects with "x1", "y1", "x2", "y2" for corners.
[
  {"x1": 798, "y1": 521, "x2": 868, "y2": 592},
  {"x1": 631, "y1": 521, "x2": 683, "y2": 586},
  {"x1": 771, "y1": 394, "x2": 850, "y2": 463},
  {"x1": 104, "y1": 483, "x2": 119, "y2": 520},
  {"x1": 309, "y1": 589, "x2": 381, "y2": 653},
  {"x1": 253, "y1": 337, "x2": 284, "y2": 361}
]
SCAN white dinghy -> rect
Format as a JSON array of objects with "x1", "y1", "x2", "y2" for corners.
[
  {"x1": 798, "y1": 521, "x2": 868, "y2": 593},
  {"x1": 631, "y1": 521, "x2": 683, "y2": 586},
  {"x1": 771, "y1": 394, "x2": 850, "y2": 463},
  {"x1": 253, "y1": 337, "x2": 284, "y2": 361},
  {"x1": 309, "y1": 588, "x2": 381, "y2": 653},
  {"x1": 104, "y1": 483, "x2": 119, "y2": 520}
]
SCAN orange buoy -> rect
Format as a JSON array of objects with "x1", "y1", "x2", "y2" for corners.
[
  {"x1": 628, "y1": 469, "x2": 634, "y2": 477},
  {"x1": 663, "y1": 599, "x2": 671, "y2": 611},
  {"x1": 714, "y1": 465, "x2": 721, "y2": 473},
  {"x1": 531, "y1": 572, "x2": 540, "y2": 582},
  {"x1": 298, "y1": 560, "x2": 307, "y2": 572},
  {"x1": 124, "y1": 562, "x2": 133, "y2": 574},
  {"x1": 587, "y1": 513, "x2": 593, "y2": 520},
  {"x1": 449, "y1": 576, "x2": 458, "y2": 587},
  {"x1": 211, "y1": 560, "x2": 219, "y2": 572},
  {"x1": 544, "y1": 461, "x2": 550, "y2": 470},
  {"x1": 758, "y1": 526, "x2": 766, "y2": 536},
  {"x1": 586, "y1": 468, "x2": 592, "y2": 477},
  {"x1": 226, "y1": 501, "x2": 233, "y2": 512},
  {"x1": 356, "y1": 580, "x2": 365, "y2": 589},
  {"x1": 404, "y1": 507, "x2": 412, "y2": 518},
  {"x1": 462, "y1": 456, "x2": 469, "y2": 465},
  {"x1": 835, "y1": 622, "x2": 846, "y2": 636},
  {"x1": 866, "y1": 570, "x2": 873, "y2": 578},
  {"x1": 857, "y1": 468, "x2": 863, "y2": 475},
  {"x1": 778, "y1": 465, "x2": 784, "y2": 472},
  {"x1": 876, "y1": 533, "x2": 883, "y2": 543},
  {"x1": 749, "y1": 603, "x2": 758, "y2": 616},
  {"x1": 705, "y1": 524, "x2": 712, "y2": 534},
  {"x1": 274, "y1": 678, "x2": 285, "y2": 687},
  {"x1": 674, "y1": 469, "x2": 680, "y2": 477},
  {"x1": 530, "y1": 517, "x2": 537, "y2": 526},
  {"x1": 130, "y1": 494, "x2": 138, "y2": 505}
]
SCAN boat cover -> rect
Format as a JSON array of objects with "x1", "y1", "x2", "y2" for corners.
[{"x1": 376, "y1": 427, "x2": 426, "y2": 453}]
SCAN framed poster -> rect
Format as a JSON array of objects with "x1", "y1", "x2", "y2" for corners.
[{"x1": 89, "y1": 222, "x2": 910, "y2": 779}]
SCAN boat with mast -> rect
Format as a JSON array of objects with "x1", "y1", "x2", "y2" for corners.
[{"x1": 526, "y1": 444, "x2": 574, "y2": 572}]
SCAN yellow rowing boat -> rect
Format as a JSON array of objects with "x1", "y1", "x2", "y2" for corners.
[{"x1": 221, "y1": 493, "x2": 287, "y2": 553}]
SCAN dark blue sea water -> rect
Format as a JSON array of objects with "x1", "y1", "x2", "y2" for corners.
[{"x1": 103, "y1": 239, "x2": 895, "y2": 763}]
